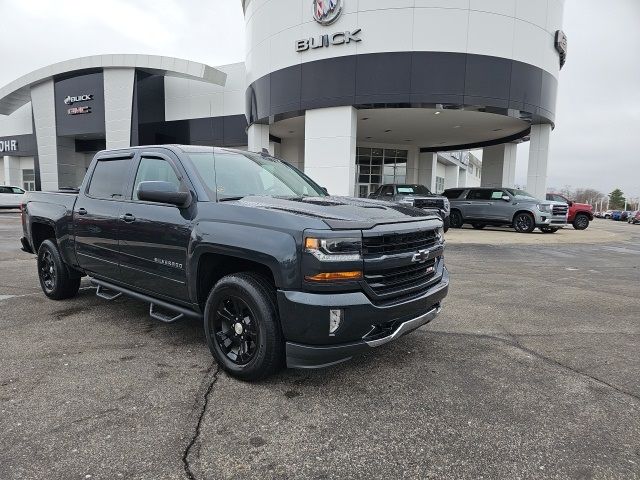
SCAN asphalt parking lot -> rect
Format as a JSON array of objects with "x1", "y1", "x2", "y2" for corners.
[{"x1": 0, "y1": 212, "x2": 638, "y2": 480}]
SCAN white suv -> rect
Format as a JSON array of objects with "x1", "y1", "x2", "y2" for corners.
[{"x1": 0, "y1": 186, "x2": 25, "y2": 209}]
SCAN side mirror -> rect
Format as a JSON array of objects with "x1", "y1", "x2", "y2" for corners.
[
  {"x1": 501, "y1": 195, "x2": 511, "y2": 202},
  {"x1": 137, "y1": 181, "x2": 191, "y2": 207},
  {"x1": 568, "y1": 201, "x2": 574, "y2": 207},
  {"x1": 321, "y1": 187, "x2": 329, "y2": 195}
]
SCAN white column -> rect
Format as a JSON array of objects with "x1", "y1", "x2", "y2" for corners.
[
  {"x1": 31, "y1": 79, "x2": 58, "y2": 191},
  {"x1": 280, "y1": 136, "x2": 305, "y2": 170},
  {"x1": 405, "y1": 147, "x2": 419, "y2": 184},
  {"x1": 527, "y1": 124, "x2": 552, "y2": 200},
  {"x1": 248, "y1": 124, "x2": 271, "y2": 154},
  {"x1": 4, "y1": 156, "x2": 21, "y2": 186},
  {"x1": 458, "y1": 167, "x2": 466, "y2": 188},
  {"x1": 417, "y1": 152, "x2": 437, "y2": 192},
  {"x1": 304, "y1": 106, "x2": 357, "y2": 196},
  {"x1": 444, "y1": 164, "x2": 459, "y2": 189},
  {"x1": 104, "y1": 68, "x2": 135, "y2": 150},
  {"x1": 480, "y1": 143, "x2": 517, "y2": 188}
]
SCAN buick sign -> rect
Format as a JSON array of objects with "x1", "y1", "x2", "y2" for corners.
[
  {"x1": 64, "y1": 94, "x2": 94, "y2": 105},
  {"x1": 313, "y1": 0, "x2": 343, "y2": 26},
  {"x1": 555, "y1": 30, "x2": 568, "y2": 69},
  {"x1": 296, "y1": 28, "x2": 361, "y2": 52}
]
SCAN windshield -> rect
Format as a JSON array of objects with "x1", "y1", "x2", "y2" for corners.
[
  {"x1": 188, "y1": 150, "x2": 326, "y2": 200},
  {"x1": 505, "y1": 188, "x2": 539, "y2": 200},
  {"x1": 396, "y1": 185, "x2": 431, "y2": 195}
]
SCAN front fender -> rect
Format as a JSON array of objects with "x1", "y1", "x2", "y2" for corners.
[{"x1": 188, "y1": 221, "x2": 300, "y2": 297}]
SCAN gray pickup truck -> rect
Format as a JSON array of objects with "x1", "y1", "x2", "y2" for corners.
[
  {"x1": 443, "y1": 187, "x2": 568, "y2": 233},
  {"x1": 369, "y1": 184, "x2": 451, "y2": 231},
  {"x1": 19, "y1": 145, "x2": 449, "y2": 380}
]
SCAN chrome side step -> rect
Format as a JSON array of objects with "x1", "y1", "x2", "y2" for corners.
[
  {"x1": 149, "y1": 303, "x2": 184, "y2": 323},
  {"x1": 90, "y1": 277, "x2": 202, "y2": 322},
  {"x1": 96, "y1": 284, "x2": 122, "y2": 301}
]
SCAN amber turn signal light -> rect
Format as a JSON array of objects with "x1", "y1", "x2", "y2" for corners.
[{"x1": 305, "y1": 271, "x2": 363, "y2": 282}]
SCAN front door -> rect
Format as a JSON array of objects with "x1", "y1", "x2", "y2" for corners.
[
  {"x1": 117, "y1": 152, "x2": 192, "y2": 302},
  {"x1": 74, "y1": 155, "x2": 133, "y2": 280},
  {"x1": 463, "y1": 189, "x2": 493, "y2": 220}
]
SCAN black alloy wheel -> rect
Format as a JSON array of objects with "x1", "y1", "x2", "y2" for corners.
[
  {"x1": 36, "y1": 239, "x2": 81, "y2": 300},
  {"x1": 38, "y1": 249, "x2": 57, "y2": 293},
  {"x1": 513, "y1": 213, "x2": 536, "y2": 233},
  {"x1": 204, "y1": 273, "x2": 284, "y2": 381},
  {"x1": 212, "y1": 295, "x2": 258, "y2": 366},
  {"x1": 573, "y1": 214, "x2": 590, "y2": 230},
  {"x1": 450, "y1": 210, "x2": 464, "y2": 229}
]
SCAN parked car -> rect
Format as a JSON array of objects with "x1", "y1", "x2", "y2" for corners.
[
  {"x1": 604, "y1": 210, "x2": 613, "y2": 219},
  {"x1": 368, "y1": 184, "x2": 450, "y2": 231},
  {"x1": 611, "y1": 211, "x2": 623, "y2": 221},
  {"x1": 443, "y1": 187, "x2": 568, "y2": 233},
  {"x1": 546, "y1": 193, "x2": 594, "y2": 230},
  {"x1": 0, "y1": 185, "x2": 25, "y2": 208},
  {"x1": 629, "y1": 211, "x2": 640, "y2": 224},
  {"x1": 20, "y1": 146, "x2": 449, "y2": 380}
]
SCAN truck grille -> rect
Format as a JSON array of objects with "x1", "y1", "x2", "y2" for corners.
[
  {"x1": 413, "y1": 198, "x2": 445, "y2": 210},
  {"x1": 363, "y1": 230, "x2": 438, "y2": 256},
  {"x1": 364, "y1": 259, "x2": 438, "y2": 301},
  {"x1": 553, "y1": 205, "x2": 568, "y2": 216}
]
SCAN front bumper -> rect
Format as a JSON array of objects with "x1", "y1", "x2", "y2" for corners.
[
  {"x1": 534, "y1": 212, "x2": 568, "y2": 228},
  {"x1": 278, "y1": 268, "x2": 449, "y2": 369}
]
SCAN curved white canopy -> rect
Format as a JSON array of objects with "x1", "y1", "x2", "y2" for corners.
[{"x1": 0, "y1": 54, "x2": 227, "y2": 116}]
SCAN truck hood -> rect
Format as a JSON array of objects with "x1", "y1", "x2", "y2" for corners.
[{"x1": 232, "y1": 195, "x2": 440, "y2": 230}]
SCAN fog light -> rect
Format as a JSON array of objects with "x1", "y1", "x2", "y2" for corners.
[{"x1": 329, "y1": 309, "x2": 343, "y2": 335}]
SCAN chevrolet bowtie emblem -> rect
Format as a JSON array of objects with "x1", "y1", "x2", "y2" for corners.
[{"x1": 412, "y1": 249, "x2": 430, "y2": 264}]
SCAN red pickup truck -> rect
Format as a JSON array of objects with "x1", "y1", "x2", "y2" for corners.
[{"x1": 546, "y1": 193, "x2": 594, "y2": 230}]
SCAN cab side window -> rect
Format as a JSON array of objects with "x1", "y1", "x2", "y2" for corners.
[
  {"x1": 0, "y1": 187, "x2": 11, "y2": 194},
  {"x1": 490, "y1": 190, "x2": 505, "y2": 200},
  {"x1": 87, "y1": 159, "x2": 131, "y2": 200},
  {"x1": 467, "y1": 189, "x2": 492, "y2": 200},
  {"x1": 133, "y1": 158, "x2": 180, "y2": 200},
  {"x1": 381, "y1": 185, "x2": 395, "y2": 196}
]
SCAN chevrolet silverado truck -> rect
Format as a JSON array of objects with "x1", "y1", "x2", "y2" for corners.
[
  {"x1": 368, "y1": 184, "x2": 451, "y2": 232},
  {"x1": 20, "y1": 146, "x2": 449, "y2": 380},
  {"x1": 546, "y1": 193, "x2": 594, "y2": 230}
]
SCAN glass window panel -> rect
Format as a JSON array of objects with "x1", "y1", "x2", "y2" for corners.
[
  {"x1": 371, "y1": 166, "x2": 381, "y2": 174},
  {"x1": 396, "y1": 175, "x2": 406, "y2": 184},
  {"x1": 372, "y1": 148, "x2": 383, "y2": 157},
  {"x1": 371, "y1": 175, "x2": 381, "y2": 183},
  {"x1": 359, "y1": 174, "x2": 369, "y2": 183},
  {"x1": 360, "y1": 166, "x2": 370, "y2": 175},
  {"x1": 383, "y1": 165, "x2": 395, "y2": 176},
  {"x1": 357, "y1": 147, "x2": 371, "y2": 156},
  {"x1": 396, "y1": 150, "x2": 408, "y2": 158},
  {"x1": 371, "y1": 158, "x2": 382, "y2": 166}
]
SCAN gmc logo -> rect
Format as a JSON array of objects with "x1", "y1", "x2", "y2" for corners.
[{"x1": 67, "y1": 106, "x2": 91, "y2": 115}]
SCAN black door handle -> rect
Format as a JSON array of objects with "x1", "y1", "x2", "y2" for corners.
[
  {"x1": 77, "y1": 208, "x2": 87, "y2": 215},
  {"x1": 120, "y1": 213, "x2": 136, "y2": 223}
]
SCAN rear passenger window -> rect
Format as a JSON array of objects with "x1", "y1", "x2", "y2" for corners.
[
  {"x1": 133, "y1": 158, "x2": 180, "y2": 200},
  {"x1": 467, "y1": 189, "x2": 492, "y2": 200},
  {"x1": 88, "y1": 159, "x2": 131, "y2": 199},
  {"x1": 443, "y1": 189, "x2": 463, "y2": 199}
]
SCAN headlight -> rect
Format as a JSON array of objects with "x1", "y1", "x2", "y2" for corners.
[
  {"x1": 537, "y1": 204, "x2": 552, "y2": 213},
  {"x1": 443, "y1": 198, "x2": 450, "y2": 212},
  {"x1": 304, "y1": 237, "x2": 362, "y2": 262},
  {"x1": 435, "y1": 227, "x2": 445, "y2": 243}
]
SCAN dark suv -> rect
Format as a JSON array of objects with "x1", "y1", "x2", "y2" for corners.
[
  {"x1": 443, "y1": 187, "x2": 569, "y2": 233},
  {"x1": 369, "y1": 184, "x2": 451, "y2": 231}
]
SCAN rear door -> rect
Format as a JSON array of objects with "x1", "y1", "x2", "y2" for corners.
[
  {"x1": 462, "y1": 189, "x2": 493, "y2": 219},
  {"x1": 74, "y1": 153, "x2": 134, "y2": 280},
  {"x1": 117, "y1": 150, "x2": 193, "y2": 302}
]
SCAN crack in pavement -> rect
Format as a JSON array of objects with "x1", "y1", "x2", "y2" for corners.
[
  {"x1": 432, "y1": 330, "x2": 640, "y2": 406},
  {"x1": 182, "y1": 362, "x2": 220, "y2": 480}
]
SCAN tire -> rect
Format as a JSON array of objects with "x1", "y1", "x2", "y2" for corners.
[
  {"x1": 540, "y1": 227, "x2": 559, "y2": 234},
  {"x1": 443, "y1": 215, "x2": 450, "y2": 233},
  {"x1": 472, "y1": 223, "x2": 486, "y2": 230},
  {"x1": 513, "y1": 212, "x2": 536, "y2": 233},
  {"x1": 450, "y1": 210, "x2": 464, "y2": 229},
  {"x1": 37, "y1": 239, "x2": 81, "y2": 300},
  {"x1": 573, "y1": 213, "x2": 590, "y2": 230},
  {"x1": 204, "y1": 272, "x2": 284, "y2": 381}
]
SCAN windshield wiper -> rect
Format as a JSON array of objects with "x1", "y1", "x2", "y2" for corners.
[{"x1": 218, "y1": 196, "x2": 246, "y2": 202}]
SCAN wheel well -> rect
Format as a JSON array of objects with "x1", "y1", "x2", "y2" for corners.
[
  {"x1": 512, "y1": 210, "x2": 534, "y2": 223},
  {"x1": 196, "y1": 253, "x2": 276, "y2": 308},
  {"x1": 31, "y1": 223, "x2": 56, "y2": 251}
]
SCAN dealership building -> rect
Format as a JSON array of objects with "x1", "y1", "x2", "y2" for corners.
[{"x1": 0, "y1": 0, "x2": 565, "y2": 198}]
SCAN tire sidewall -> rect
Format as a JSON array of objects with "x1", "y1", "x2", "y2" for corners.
[
  {"x1": 513, "y1": 213, "x2": 535, "y2": 233},
  {"x1": 37, "y1": 239, "x2": 76, "y2": 299},
  {"x1": 204, "y1": 277, "x2": 274, "y2": 379},
  {"x1": 573, "y1": 214, "x2": 590, "y2": 230},
  {"x1": 450, "y1": 210, "x2": 463, "y2": 229}
]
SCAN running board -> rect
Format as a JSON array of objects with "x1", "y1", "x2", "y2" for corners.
[
  {"x1": 90, "y1": 278, "x2": 202, "y2": 321},
  {"x1": 96, "y1": 284, "x2": 122, "y2": 301}
]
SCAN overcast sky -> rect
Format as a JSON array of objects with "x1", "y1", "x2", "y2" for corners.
[{"x1": 0, "y1": 0, "x2": 638, "y2": 199}]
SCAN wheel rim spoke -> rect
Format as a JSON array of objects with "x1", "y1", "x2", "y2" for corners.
[{"x1": 211, "y1": 294, "x2": 258, "y2": 366}]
